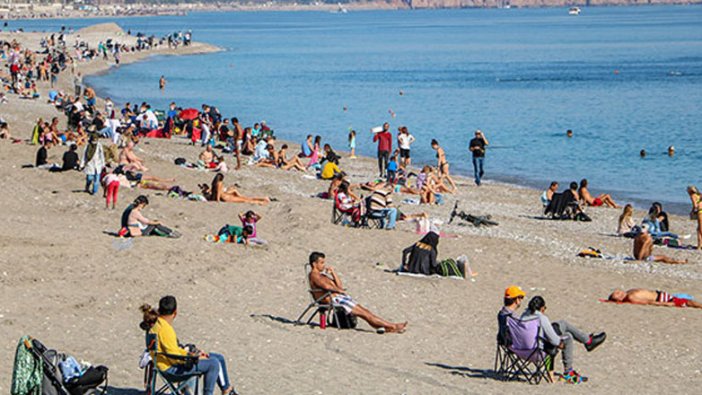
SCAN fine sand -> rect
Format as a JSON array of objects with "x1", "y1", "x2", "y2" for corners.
[{"x1": 0, "y1": 24, "x2": 701, "y2": 395}]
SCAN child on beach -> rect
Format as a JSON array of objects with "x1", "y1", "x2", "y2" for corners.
[
  {"x1": 348, "y1": 130, "x2": 356, "y2": 159},
  {"x1": 207, "y1": 224, "x2": 254, "y2": 246},
  {"x1": 102, "y1": 170, "x2": 120, "y2": 209},
  {"x1": 239, "y1": 210, "x2": 267, "y2": 245},
  {"x1": 386, "y1": 150, "x2": 399, "y2": 184}
]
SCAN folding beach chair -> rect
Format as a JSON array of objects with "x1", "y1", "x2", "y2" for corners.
[
  {"x1": 361, "y1": 196, "x2": 385, "y2": 229},
  {"x1": 502, "y1": 316, "x2": 555, "y2": 384},
  {"x1": 143, "y1": 332, "x2": 203, "y2": 395},
  {"x1": 331, "y1": 192, "x2": 350, "y2": 225},
  {"x1": 295, "y1": 264, "x2": 342, "y2": 327},
  {"x1": 494, "y1": 313, "x2": 519, "y2": 380}
]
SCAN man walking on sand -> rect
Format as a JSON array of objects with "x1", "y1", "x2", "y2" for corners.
[
  {"x1": 373, "y1": 123, "x2": 392, "y2": 178},
  {"x1": 469, "y1": 129, "x2": 488, "y2": 186}
]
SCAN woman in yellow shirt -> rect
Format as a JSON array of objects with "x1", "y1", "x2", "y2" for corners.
[
  {"x1": 141, "y1": 296, "x2": 236, "y2": 395},
  {"x1": 320, "y1": 157, "x2": 341, "y2": 180}
]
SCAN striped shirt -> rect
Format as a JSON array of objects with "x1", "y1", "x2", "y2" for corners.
[{"x1": 370, "y1": 188, "x2": 393, "y2": 211}]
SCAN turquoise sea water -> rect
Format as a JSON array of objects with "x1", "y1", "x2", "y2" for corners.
[{"x1": 15, "y1": 6, "x2": 702, "y2": 212}]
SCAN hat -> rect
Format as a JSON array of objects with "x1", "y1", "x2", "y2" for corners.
[{"x1": 505, "y1": 285, "x2": 526, "y2": 299}]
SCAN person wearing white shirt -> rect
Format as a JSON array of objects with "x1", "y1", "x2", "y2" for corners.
[{"x1": 397, "y1": 126, "x2": 415, "y2": 168}]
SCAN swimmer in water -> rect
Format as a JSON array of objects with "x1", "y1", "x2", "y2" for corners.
[
  {"x1": 640, "y1": 149, "x2": 646, "y2": 158},
  {"x1": 159, "y1": 75, "x2": 166, "y2": 90},
  {"x1": 566, "y1": 129, "x2": 573, "y2": 138},
  {"x1": 668, "y1": 146, "x2": 675, "y2": 157}
]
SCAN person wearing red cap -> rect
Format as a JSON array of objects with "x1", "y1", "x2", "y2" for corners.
[{"x1": 497, "y1": 285, "x2": 526, "y2": 345}]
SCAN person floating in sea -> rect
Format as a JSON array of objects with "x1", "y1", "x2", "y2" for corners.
[
  {"x1": 566, "y1": 129, "x2": 573, "y2": 138},
  {"x1": 640, "y1": 149, "x2": 646, "y2": 158},
  {"x1": 159, "y1": 75, "x2": 166, "y2": 90},
  {"x1": 667, "y1": 145, "x2": 675, "y2": 157}
]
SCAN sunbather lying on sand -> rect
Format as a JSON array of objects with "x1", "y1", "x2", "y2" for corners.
[
  {"x1": 633, "y1": 224, "x2": 687, "y2": 264},
  {"x1": 608, "y1": 289, "x2": 701, "y2": 308},
  {"x1": 308, "y1": 252, "x2": 407, "y2": 334},
  {"x1": 206, "y1": 173, "x2": 270, "y2": 205}
]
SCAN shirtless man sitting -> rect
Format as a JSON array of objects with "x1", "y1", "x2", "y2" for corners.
[
  {"x1": 608, "y1": 288, "x2": 701, "y2": 308},
  {"x1": 579, "y1": 178, "x2": 619, "y2": 208},
  {"x1": 633, "y1": 224, "x2": 687, "y2": 264},
  {"x1": 199, "y1": 145, "x2": 217, "y2": 168},
  {"x1": 119, "y1": 140, "x2": 148, "y2": 172},
  {"x1": 308, "y1": 252, "x2": 407, "y2": 334}
]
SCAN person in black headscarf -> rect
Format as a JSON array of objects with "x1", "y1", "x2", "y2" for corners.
[
  {"x1": 401, "y1": 232, "x2": 439, "y2": 275},
  {"x1": 401, "y1": 232, "x2": 467, "y2": 277}
]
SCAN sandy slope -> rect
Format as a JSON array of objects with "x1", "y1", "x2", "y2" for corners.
[{"x1": 0, "y1": 24, "x2": 701, "y2": 395}]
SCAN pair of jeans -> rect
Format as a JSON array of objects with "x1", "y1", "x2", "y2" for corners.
[
  {"x1": 377, "y1": 150, "x2": 389, "y2": 177},
  {"x1": 552, "y1": 320, "x2": 590, "y2": 372},
  {"x1": 85, "y1": 172, "x2": 99, "y2": 195},
  {"x1": 376, "y1": 207, "x2": 397, "y2": 229},
  {"x1": 472, "y1": 156, "x2": 484, "y2": 185},
  {"x1": 165, "y1": 352, "x2": 231, "y2": 395}
]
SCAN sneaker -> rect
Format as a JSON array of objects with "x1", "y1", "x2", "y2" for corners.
[
  {"x1": 585, "y1": 332, "x2": 606, "y2": 352},
  {"x1": 560, "y1": 370, "x2": 588, "y2": 384}
]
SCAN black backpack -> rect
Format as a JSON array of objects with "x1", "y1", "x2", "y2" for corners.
[
  {"x1": 330, "y1": 307, "x2": 357, "y2": 329},
  {"x1": 65, "y1": 366, "x2": 108, "y2": 395}
]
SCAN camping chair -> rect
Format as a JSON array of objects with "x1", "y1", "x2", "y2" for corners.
[
  {"x1": 295, "y1": 264, "x2": 342, "y2": 328},
  {"x1": 502, "y1": 317, "x2": 555, "y2": 384},
  {"x1": 361, "y1": 196, "x2": 385, "y2": 229},
  {"x1": 144, "y1": 333, "x2": 203, "y2": 395},
  {"x1": 544, "y1": 190, "x2": 580, "y2": 220},
  {"x1": 494, "y1": 314, "x2": 519, "y2": 380},
  {"x1": 331, "y1": 192, "x2": 351, "y2": 226}
]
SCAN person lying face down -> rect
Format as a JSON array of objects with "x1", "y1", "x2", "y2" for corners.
[{"x1": 608, "y1": 288, "x2": 701, "y2": 308}]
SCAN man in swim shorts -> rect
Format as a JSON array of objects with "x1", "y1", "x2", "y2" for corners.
[
  {"x1": 633, "y1": 224, "x2": 687, "y2": 264},
  {"x1": 307, "y1": 252, "x2": 407, "y2": 334},
  {"x1": 608, "y1": 288, "x2": 701, "y2": 308}
]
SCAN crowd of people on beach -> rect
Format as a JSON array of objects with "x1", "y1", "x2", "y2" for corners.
[{"x1": 4, "y1": 25, "x2": 701, "y2": 394}]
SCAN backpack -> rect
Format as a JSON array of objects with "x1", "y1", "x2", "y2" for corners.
[
  {"x1": 64, "y1": 366, "x2": 108, "y2": 395},
  {"x1": 330, "y1": 307, "x2": 357, "y2": 329}
]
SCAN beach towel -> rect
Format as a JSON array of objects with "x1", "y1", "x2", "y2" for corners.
[
  {"x1": 11, "y1": 336, "x2": 43, "y2": 395},
  {"x1": 598, "y1": 299, "x2": 687, "y2": 308}
]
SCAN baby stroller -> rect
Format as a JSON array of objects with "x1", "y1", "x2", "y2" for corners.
[{"x1": 11, "y1": 336, "x2": 108, "y2": 395}]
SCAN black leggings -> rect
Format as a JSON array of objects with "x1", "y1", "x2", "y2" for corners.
[
  {"x1": 377, "y1": 150, "x2": 389, "y2": 176},
  {"x1": 143, "y1": 224, "x2": 174, "y2": 237}
]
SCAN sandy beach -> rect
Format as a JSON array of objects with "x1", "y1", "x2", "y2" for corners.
[{"x1": 1, "y1": 23, "x2": 701, "y2": 395}]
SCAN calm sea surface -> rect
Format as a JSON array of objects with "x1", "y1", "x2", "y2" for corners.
[{"x1": 15, "y1": 6, "x2": 702, "y2": 212}]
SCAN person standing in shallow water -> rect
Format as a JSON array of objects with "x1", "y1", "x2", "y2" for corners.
[
  {"x1": 159, "y1": 75, "x2": 166, "y2": 90},
  {"x1": 469, "y1": 129, "x2": 488, "y2": 186}
]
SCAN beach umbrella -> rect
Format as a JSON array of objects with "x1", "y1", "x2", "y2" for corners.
[{"x1": 178, "y1": 108, "x2": 199, "y2": 121}]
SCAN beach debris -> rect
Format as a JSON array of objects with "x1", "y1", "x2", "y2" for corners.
[{"x1": 448, "y1": 202, "x2": 498, "y2": 227}]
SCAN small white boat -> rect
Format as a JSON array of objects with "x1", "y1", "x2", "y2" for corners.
[{"x1": 569, "y1": 7, "x2": 581, "y2": 15}]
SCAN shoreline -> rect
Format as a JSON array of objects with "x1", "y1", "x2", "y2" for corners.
[{"x1": 83, "y1": 55, "x2": 693, "y2": 216}]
